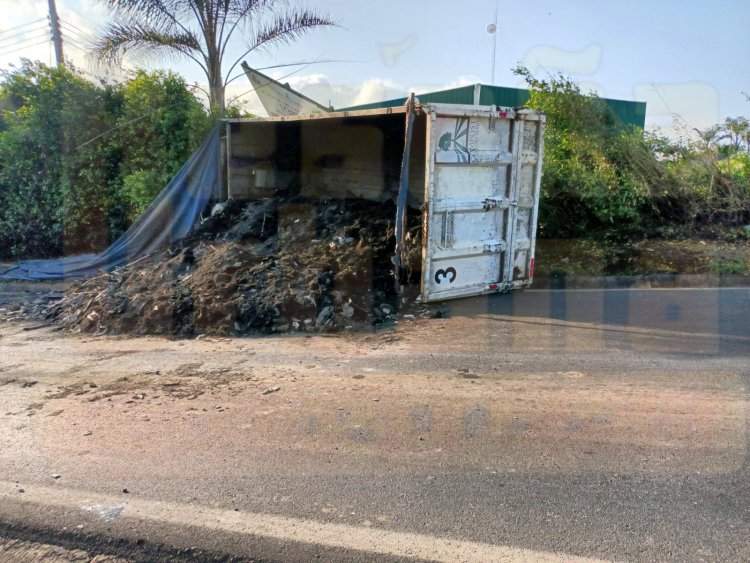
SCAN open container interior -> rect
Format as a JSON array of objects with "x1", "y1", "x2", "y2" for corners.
[{"x1": 225, "y1": 110, "x2": 427, "y2": 208}]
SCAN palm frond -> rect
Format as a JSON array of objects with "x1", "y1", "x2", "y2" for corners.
[
  {"x1": 97, "y1": 0, "x2": 200, "y2": 48},
  {"x1": 251, "y1": 9, "x2": 337, "y2": 53},
  {"x1": 226, "y1": 0, "x2": 284, "y2": 19},
  {"x1": 93, "y1": 21, "x2": 205, "y2": 72},
  {"x1": 221, "y1": 8, "x2": 336, "y2": 83},
  {"x1": 99, "y1": 0, "x2": 193, "y2": 21},
  {"x1": 218, "y1": 0, "x2": 280, "y2": 51}
]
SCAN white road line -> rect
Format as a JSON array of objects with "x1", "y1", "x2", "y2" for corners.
[{"x1": 0, "y1": 481, "x2": 606, "y2": 563}]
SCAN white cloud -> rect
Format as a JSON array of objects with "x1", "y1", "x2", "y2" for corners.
[
  {"x1": 350, "y1": 78, "x2": 403, "y2": 106},
  {"x1": 280, "y1": 74, "x2": 484, "y2": 111},
  {"x1": 281, "y1": 73, "x2": 403, "y2": 109},
  {"x1": 408, "y1": 75, "x2": 481, "y2": 96},
  {"x1": 286, "y1": 73, "x2": 328, "y2": 89}
]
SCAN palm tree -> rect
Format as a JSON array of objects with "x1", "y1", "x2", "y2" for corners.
[
  {"x1": 722, "y1": 116, "x2": 749, "y2": 153},
  {"x1": 693, "y1": 125, "x2": 723, "y2": 151},
  {"x1": 93, "y1": 0, "x2": 335, "y2": 116}
]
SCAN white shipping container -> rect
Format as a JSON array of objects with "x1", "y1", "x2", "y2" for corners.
[{"x1": 224, "y1": 101, "x2": 545, "y2": 302}]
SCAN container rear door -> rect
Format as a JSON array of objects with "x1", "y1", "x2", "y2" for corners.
[
  {"x1": 507, "y1": 112, "x2": 545, "y2": 289},
  {"x1": 421, "y1": 106, "x2": 544, "y2": 301}
]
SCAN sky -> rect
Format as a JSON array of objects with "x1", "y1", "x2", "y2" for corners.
[{"x1": 1, "y1": 0, "x2": 748, "y2": 136}]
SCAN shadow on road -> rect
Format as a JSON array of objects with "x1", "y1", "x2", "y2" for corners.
[{"x1": 441, "y1": 287, "x2": 750, "y2": 355}]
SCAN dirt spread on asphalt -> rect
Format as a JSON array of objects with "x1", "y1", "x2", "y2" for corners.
[{"x1": 0, "y1": 316, "x2": 746, "y2": 480}]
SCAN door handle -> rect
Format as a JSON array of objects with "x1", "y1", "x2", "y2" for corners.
[
  {"x1": 440, "y1": 212, "x2": 454, "y2": 248},
  {"x1": 482, "y1": 198, "x2": 500, "y2": 210}
]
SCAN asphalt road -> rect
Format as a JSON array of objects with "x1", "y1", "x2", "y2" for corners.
[
  {"x1": 450, "y1": 285, "x2": 750, "y2": 345},
  {"x1": 0, "y1": 287, "x2": 748, "y2": 562}
]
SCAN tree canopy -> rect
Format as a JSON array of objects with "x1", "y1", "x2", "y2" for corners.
[{"x1": 0, "y1": 62, "x2": 211, "y2": 259}]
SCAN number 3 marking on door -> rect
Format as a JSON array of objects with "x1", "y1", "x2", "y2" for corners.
[{"x1": 435, "y1": 267, "x2": 457, "y2": 284}]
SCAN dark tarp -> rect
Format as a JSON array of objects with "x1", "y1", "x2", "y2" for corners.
[{"x1": 0, "y1": 127, "x2": 221, "y2": 281}]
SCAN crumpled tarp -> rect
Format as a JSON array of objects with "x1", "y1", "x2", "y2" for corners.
[{"x1": 0, "y1": 127, "x2": 221, "y2": 281}]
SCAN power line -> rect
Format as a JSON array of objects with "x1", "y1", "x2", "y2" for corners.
[
  {"x1": 0, "y1": 35, "x2": 51, "y2": 53},
  {"x1": 0, "y1": 24, "x2": 49, "y2": 42},
  {"x1": 0, "y1": 26, "x2": 49, "y2": 46},
  {"x1": 63, "y1": 38, "x2": 91, "y2": 56},
  {"x1": 0, "y1": 40, "x2": 50, "y2": 58},
  {"x1": 59, "y1": 28, "x2": 90, "y2": 46},
  {"x1": 0, "y1": 18, "x2": 47, "y2": 37},
  {"x1": 63, "y1": 37, "x2": 85, "y2": 50},
  {"x1": 60, "y1": 27, "x2": 95, "y2": 48},
  {"x1": 59, "y1": 18, "x2": 93, "y2": 31},
  {"x1": 76, "y1": 113, "x2": 152, "y2": 150},
  {"x1": 61, "y1": 27, "x2": 93, "y2": 45},
  {"x1": 59, "y1": 19, "x2": 96, "y2": 42},
  {"x1": 0, "y1": 27, "x2": 49, "y2": 43},
  {"x1": 223, "y1": 58, "x2": 365, "y2": 88}
]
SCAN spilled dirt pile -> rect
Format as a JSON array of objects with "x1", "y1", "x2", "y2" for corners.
[{"x1": 34, "y1": 196, "x2": 425, "y2": 336}]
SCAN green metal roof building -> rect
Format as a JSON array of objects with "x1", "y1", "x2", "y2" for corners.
[{"x1": 341, "y1": 84, "x2": 647, "y2": 129}]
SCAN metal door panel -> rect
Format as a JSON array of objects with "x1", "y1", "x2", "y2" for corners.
[
  {"x1": 421, "y1": 106, "x2": 545, "y2": 301},
  {"x1": 433, "y1": 165, "x2": 508, "y2": 200}
]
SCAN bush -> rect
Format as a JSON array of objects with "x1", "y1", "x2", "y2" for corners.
[
  {"x1": 514, "y1": 66, "x2": 656, "y2": 240},
  {"x1": 0, "y1": 62, "x2": 112, "y2": 256},
  {"x1": 651, "y1": 133, "x2": 750, "y2": 229},
  {"x1": 116, "y1": 70, "x2": 211, "y2": 218},
  {"x1": 0, "y1": 62, "x2": 211, "y2": 259},
  {"x1": 515, "y1": 66, "x2": 750, "y2": 240}
]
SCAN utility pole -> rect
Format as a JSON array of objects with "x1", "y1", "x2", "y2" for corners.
[{"x1": 47, "y1": 0, "x2": 64, "y2": 66}]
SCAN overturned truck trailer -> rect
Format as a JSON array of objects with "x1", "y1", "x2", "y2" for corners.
[{"x1": 223, "y1": 102, "x2": 545, "y2": 302}]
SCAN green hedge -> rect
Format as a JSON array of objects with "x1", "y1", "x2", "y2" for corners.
[{"x1": 0, "y1": 62, "x2": 211, "y2": 259}]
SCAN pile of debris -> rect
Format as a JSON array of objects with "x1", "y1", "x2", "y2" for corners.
[
  {"x1": 0, "y1": 289, "x2": 66, "y2": 324},
  {"x1": 34, "y1": 196, "x2": 426, "y2": 336}
]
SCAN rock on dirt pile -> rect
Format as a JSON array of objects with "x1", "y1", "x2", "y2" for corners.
[{"x1": 37, "y1": 196, "x2": 424, "y2": 336}]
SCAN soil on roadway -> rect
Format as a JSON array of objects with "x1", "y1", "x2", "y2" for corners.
[{"x1": 0, "y1": 288, "x2": 748, "y2": 562}]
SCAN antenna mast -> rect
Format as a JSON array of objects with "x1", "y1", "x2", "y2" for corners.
[{"x1": 487, "y1": 6, "x2": 498, "y2": 84}]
